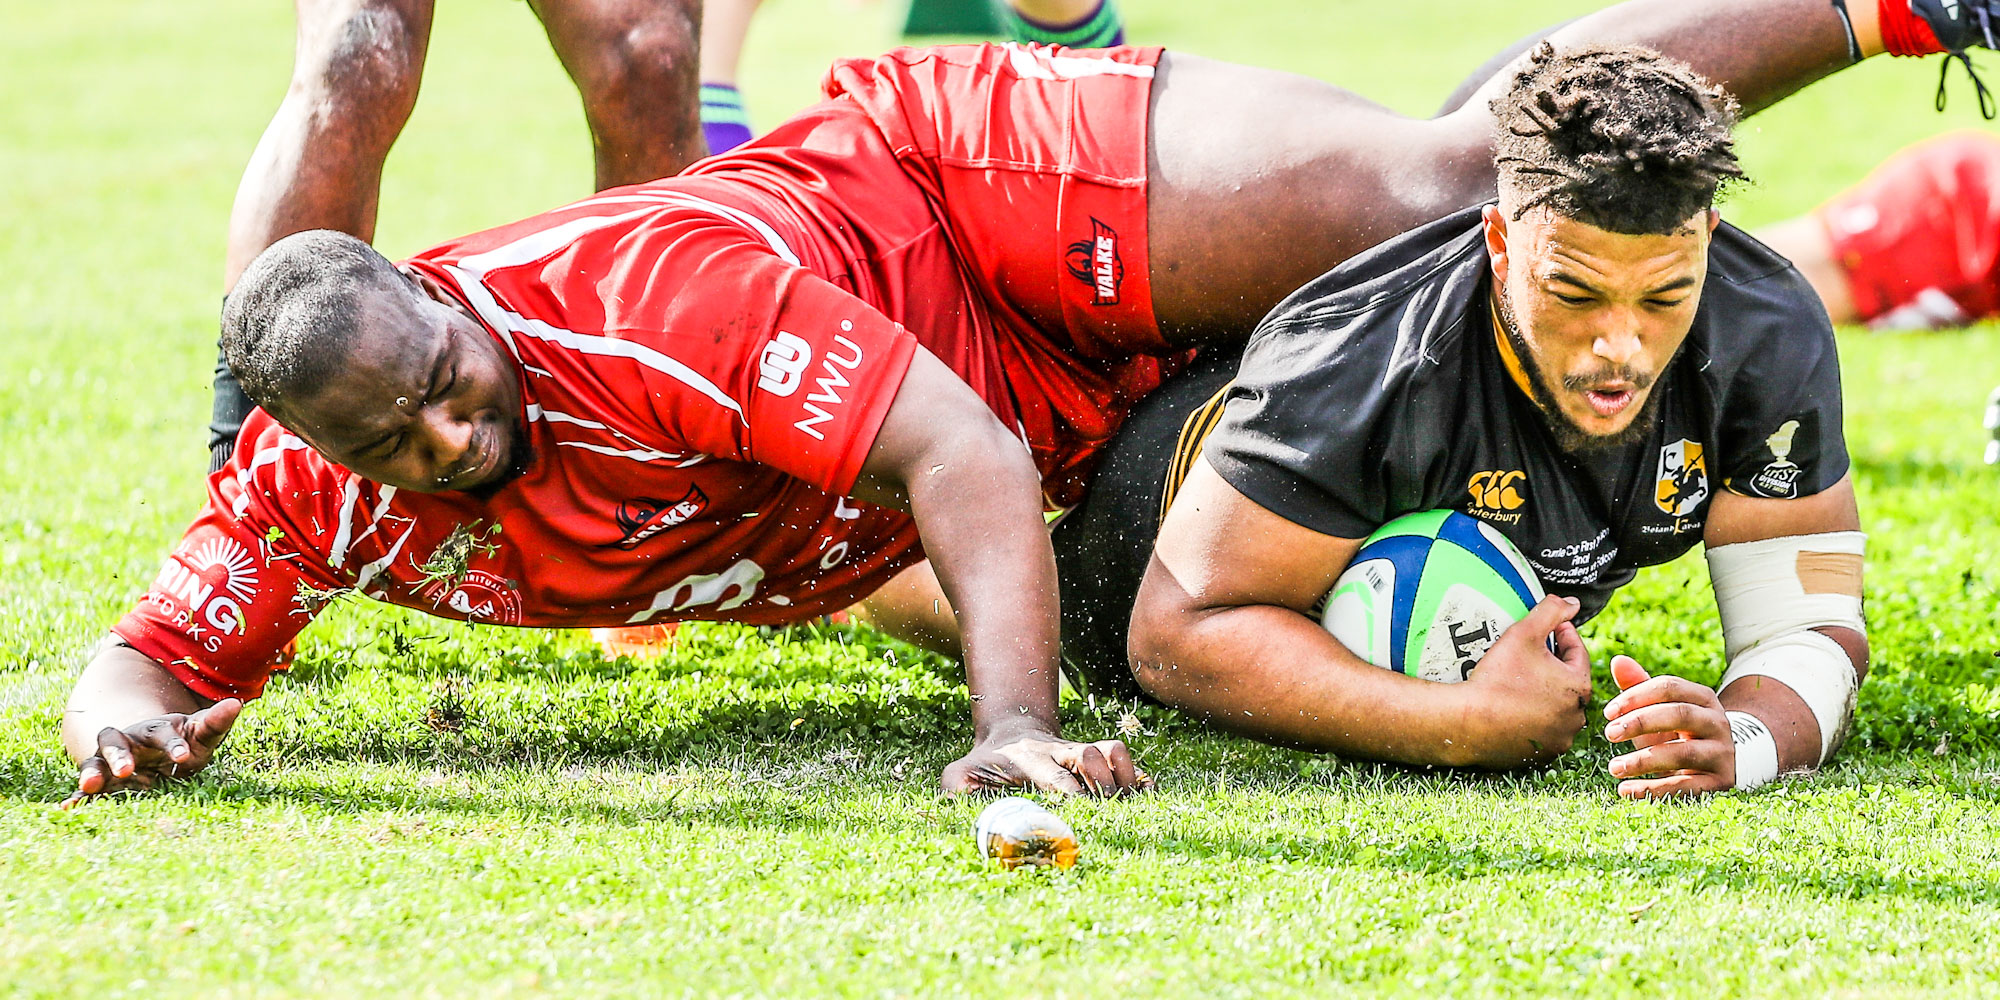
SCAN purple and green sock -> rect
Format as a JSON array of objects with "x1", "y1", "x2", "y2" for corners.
[
  {"x1": 1004, "y1": 0, "x2": 1125, "y2": 48},
  {"x1": 701, "y1": 82, "x2": 753, "y2": 155}
]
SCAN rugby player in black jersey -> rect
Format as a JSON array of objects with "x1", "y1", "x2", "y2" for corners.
[{"x1": 1048, "y1": 45, "x2": 1875, "y2": 799}]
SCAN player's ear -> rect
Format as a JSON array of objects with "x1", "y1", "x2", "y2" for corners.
[
  {"x1": 1482, "y1": 204, "x2": 1511, "y2": 283},
  {"x1": 1705, "y1": 208, "x2": 1722, "y2": 235},
  {"x1": 400, "y1": 265, "x2": 456, "y2": 305}
]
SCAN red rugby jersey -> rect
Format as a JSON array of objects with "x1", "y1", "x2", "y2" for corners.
[{"x1": 113, "y1": 178, "x2": 999, "y2": 702}]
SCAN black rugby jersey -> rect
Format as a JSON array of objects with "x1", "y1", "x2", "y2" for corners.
[{"x1": 1204, "y1": 205, "x2": 1849, "y2": 620}]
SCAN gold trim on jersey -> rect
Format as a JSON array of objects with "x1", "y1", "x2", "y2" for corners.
[
  {"x1": 1489, "y1": 294, "x2": 1537, "y2": 401},
  {"x1": 1159, "y1": 380, "x2": 1236, "y2": 525}
]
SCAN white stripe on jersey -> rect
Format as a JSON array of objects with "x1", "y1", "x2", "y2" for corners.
[
  {"x1": 444, "y1": 260, "x2": 747, "y2": 424},
  {"x1": 329, "y1": 481, "x2": 401, "y2": 571},
  {"x1": 231, "y1": 434, "x2": 312, "y2": 518},
  {"x1": 568, "y1": 191, "x2": 802, "y2": 264},
  {"x1": 353, "y1": 520, "x2": 419, "y2": 594},
  {"x1": 1004, "y1": 43, "x2": 1155, "y2": 81},
  {"x1": 525, "y1": 404, "x2": 696, "y2": 464}
]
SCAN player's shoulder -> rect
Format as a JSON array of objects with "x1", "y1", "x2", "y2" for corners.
[
  {"x1": 1684, "y1": 222, "x2": 1837, "y2": 383},
  {"x1": 1238, "y1": 206, "x2": 1489, "y2": 394},
  {"x1": 217, "y1": 411, "x2": 354, "y2": 515}
]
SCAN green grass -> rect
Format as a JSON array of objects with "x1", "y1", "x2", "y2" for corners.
[{"x1": 4, "y1": 1, "x2": 2000, "y2": 996}]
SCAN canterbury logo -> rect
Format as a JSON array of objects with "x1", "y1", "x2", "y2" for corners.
[
  {"x1": 1467, "y1": 470, "x2": 1526, "y2": 512},
  {"x1": 757, "y1": 332, "x2": 812, "y2": 397}
]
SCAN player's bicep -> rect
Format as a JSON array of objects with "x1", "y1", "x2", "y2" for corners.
[
  {"x1": 1706, "y1": 474, "x2": 1859, "y2": 547},
  {"x1": 1149, "y1": 456, "x2": 1363, "y2": 616}
]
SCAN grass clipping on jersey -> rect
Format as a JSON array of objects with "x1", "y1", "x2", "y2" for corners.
[{"x1": 414, "y1": 521, "x2": 502, "y2": 596}]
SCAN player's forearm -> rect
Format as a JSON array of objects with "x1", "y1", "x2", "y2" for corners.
[
  {"x1": 1719, "y1": 625, "x2": 1869, "y2": 774},
  {"x1": 1128, "y1": 569, "x2": 1479, "y2": 765},
  {"x1": 62, "y1": 638, "x2": 209, "y2": 764},
  {"x1": 901, "y1": 429, "x2": 1063, "y2": 740}
]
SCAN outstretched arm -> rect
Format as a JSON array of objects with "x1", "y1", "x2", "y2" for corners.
[
  {"x1": 1603, "y1": 476, "x2": 1866, "y2": 798},
  {"x1": 854, "y1": 347, "x2": 1144, "y2": 796},
  {"x1": 1129, "y1": 458, "x2": 1594, "y2": 768},
  {"x1": 61, "y1": 639, "x2": 243, "y2": 808}
]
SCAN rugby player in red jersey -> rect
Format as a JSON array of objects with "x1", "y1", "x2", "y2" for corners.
[{"x1": 61, "y1": 0, "x2": 1992, "y2": 805}]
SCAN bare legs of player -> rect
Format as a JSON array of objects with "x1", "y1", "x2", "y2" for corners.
[{"x1": 225, "y1": 0, "x2": 701, "y2": 289}]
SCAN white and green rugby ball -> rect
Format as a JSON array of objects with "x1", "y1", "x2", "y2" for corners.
[{"x1": 1317, "y1": 510, "x2": 1545, "y2": 683}]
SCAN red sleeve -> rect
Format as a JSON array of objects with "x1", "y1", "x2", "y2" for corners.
[
  {"x1": 610, "y1": 230, "x2": 919, "y2": 495},
  {"x1": 111, "y1": 418, "x2": 347, "y2": 701},
  {"x1": 659, "y1": 250, "x2": 918, "y2": 494}
]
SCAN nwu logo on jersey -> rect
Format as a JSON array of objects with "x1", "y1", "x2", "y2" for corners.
[
  {"x1": 607, "y1": 486, "x2": 709, "y2": 550},
  {"x1": 1065, "y1": 217, "x2": 1123, "y2": 305},
  {"x1": 757, "y1": 332, "x2": 812, "y2": 397},
  {"x1": 793, "y1": 329, "x2": 864, "y2": 441},
  {"x1": 151, "y1": 536, "x2": 261, "y2": 652},
  {"x1": 1654, "y1": 438, "x2": 1709, "y2": 517}
]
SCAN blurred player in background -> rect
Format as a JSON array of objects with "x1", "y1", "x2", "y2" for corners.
[
  {"x1": 1758, "y1": 131, "x2": 2000, "y2": 331},
  {"x1": 209, "y1": 0, "x2": 707, "y2": 473}
]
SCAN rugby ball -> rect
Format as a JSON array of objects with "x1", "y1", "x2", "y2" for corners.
[{"x1": 1317, "y1": 510, "x2": 1544, "y2": 683}]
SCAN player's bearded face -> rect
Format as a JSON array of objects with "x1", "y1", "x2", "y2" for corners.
[
  {"x1": 1486, "y1": 206, "x2": 1715, "y2": 454},
  {"x1": 281, "y1": 278, "x2": 532, "y2": 496}
]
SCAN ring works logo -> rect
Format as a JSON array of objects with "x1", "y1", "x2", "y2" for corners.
[{"x1": 1065, "y1": 218, "x2": 1124, "y2": 306}]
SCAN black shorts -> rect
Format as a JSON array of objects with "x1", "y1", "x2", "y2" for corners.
[{"x1": 1053, "y1": 346, "x2": 1239, "y2": 700}]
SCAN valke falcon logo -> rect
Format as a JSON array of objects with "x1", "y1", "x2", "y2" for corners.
[{"x1": 1065, "y1": 217, "x2": 1123, "y2": 306}]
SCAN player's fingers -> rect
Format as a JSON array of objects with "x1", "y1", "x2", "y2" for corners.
[
  {"x1": 1608, "y1": 654, "x2": 1650, "y2": 694},
  {"x1": 1604, "y1": 675, "x2": 1715, "y2": 720},
  {"x1": 1618, "y1": 772, "x2": 1729, "y2": 800},
  {"x1": 1610, "y1": 738, "x2": 1730, "y2": 780},
  {"x1": 74, "y1": 757, "x2": 110, "y2": 798},
  {"x1": 1512, "y1": 595, "x2": 1580, "y2": 641},
  {"x1": 1019, "y1": 754, "x2": 1088, "y2": 797},
  {"x1": 95, "y1": 728, "x2": 136, "y2": 779},
  {"x1": 192, "y1": 699, "x2": 244, "y2": 746},
  {"x1": 1098, "y1": 741, "x2": 1143, "y2": 793},
  {"x1": 1066, "y1": 745, "x2": 1118, "y2": 797},
  {"x1": 1604, "y1": 702, "x2": 1729, "y2": 744},
  {"x1": 1553, "y1": 622, "x2": 1590, "y2": 674}
]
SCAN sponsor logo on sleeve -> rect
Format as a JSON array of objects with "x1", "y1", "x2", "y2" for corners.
[
  {"x1": 149, "y1": 537, "x2": 262, "y2": 653},
  {"x1": 757, "y1": 331, "x2": 813, "y2": 397},
  {"x1": 1465, "y1": 470, "x2": 1527, "y2": 524},
  {"x1": 606, "y1": 486, "x2": 710, "y2": 549},
  {"x1": 1739, "y1": 415, "x2": 1823, "y2": 499},
  {"x1": 1653, "y1": 438, "x2": 1709, "y2": 517},
  {"x1": 792, "y1": 327, "x2": 864, "y2": 441},
  {"x1": 1064, "y1": 217, "x2": 1123, "y2": 306}
]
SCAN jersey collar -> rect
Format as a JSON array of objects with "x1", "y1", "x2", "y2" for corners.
[{"x1": 1487, "y1": 293, "x2": 1538, "y2": 402}]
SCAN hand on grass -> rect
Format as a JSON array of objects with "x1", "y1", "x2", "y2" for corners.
[
  {"x1": 1459, "y1": 595, "x2": 1593, "y2": 766},
  {"x1": 1603, "y1": 656, "x2": 1733, "y2": 799},
  {"x1": 941, "y1": 728, "x2": 1152, "y2": 797},
  {"x1": 61, "y1": 699, "x2": 242, "y2": 809}
]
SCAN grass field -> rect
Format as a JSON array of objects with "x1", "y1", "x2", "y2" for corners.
[{"x1": 5, "y1": 1, "x2": 2000, "y2": 996}]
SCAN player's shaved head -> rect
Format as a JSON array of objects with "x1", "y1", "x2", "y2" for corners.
[
  {"x1": 221, "y1": 230, "x2": 417, "y2": 413},
  {"x1": 220, "y1": 230, "x2": 529, "y2": 495},
  {"x1": 1492, "y1": 44, "x2": 1744, "y2": 235}
]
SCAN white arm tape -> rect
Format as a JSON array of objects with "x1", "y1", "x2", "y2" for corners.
[
  {"x1": 1705, "y1": 531, "x2": 1866, "y2": 661},
  {"x1": 1727, "y1": 711, "x2": 1780, "y2": 792},
  {"x1": 1718, "y1": 629, "x2": 1857, "y2": 763}
]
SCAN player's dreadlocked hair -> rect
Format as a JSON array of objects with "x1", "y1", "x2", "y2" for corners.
[
  {"x1": 1491, "y1": 43, "x2": 1745, "y2": 235},
  {"x1": 221, "y1": 230, "x2": 413, "y2": 412}
]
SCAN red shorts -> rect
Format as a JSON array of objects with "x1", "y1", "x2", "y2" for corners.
[
  {"x1": 1815, "y1": 130, "x2": 2000, "y2": 327},
  {"x1": 737, "y1": 43, "x2": 1181, "y2": 508}
]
